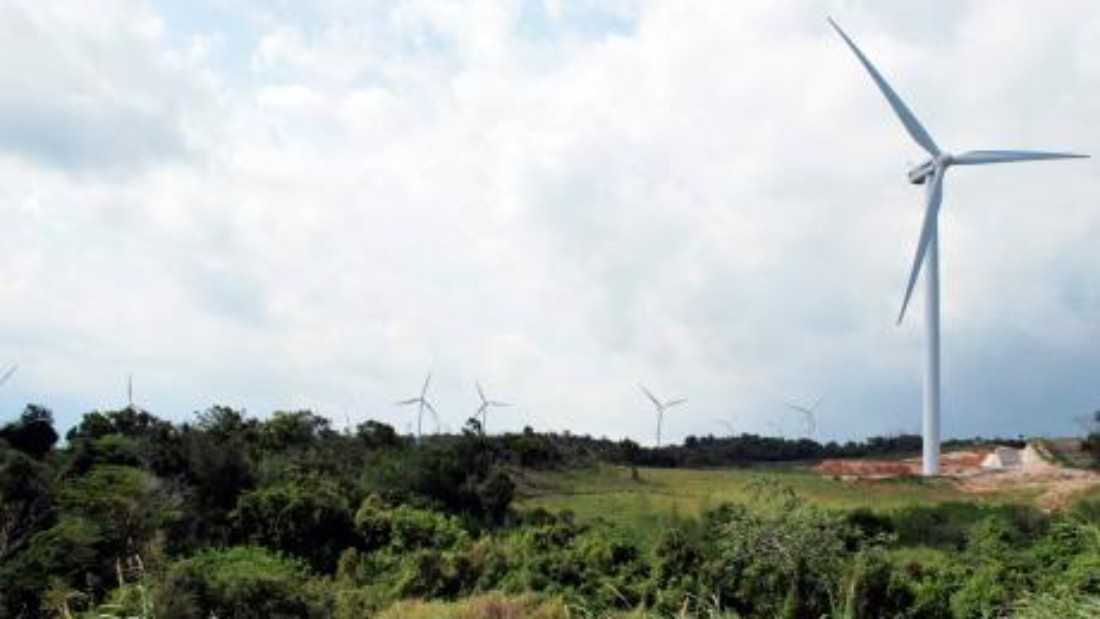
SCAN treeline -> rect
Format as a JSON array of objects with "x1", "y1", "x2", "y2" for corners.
[{"x1": 1, "y1": 403, "x2": 1098, "y2": 618}]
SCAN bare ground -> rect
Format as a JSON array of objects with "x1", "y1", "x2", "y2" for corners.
[
  {"x1": 813, "y1": 448, "x2": 1100, "y2": 512},
  {"x1": 956, "y1": 462, "x2": 1100, "y2": 511}
]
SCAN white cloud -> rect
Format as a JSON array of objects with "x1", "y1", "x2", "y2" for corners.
[{"x1": 0, "y1": 0, "x2": 1096, "y2": 444}]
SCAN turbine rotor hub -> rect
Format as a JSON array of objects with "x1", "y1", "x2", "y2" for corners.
[{"x1": 907, "y1": 158, "x2": 936, "y2": 184}]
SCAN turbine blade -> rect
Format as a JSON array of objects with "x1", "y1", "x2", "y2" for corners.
[
  {"x1": 828, "y1": 18, "x2": 940, "y2": 157},
  {"x1": 476, "y1": 381, "x2": 486, "y2": 403},
  {"x1": 423, "y1": 400, "x2": 438, "y2": 420},
  {"x1": 396, "y1": 398, "x2": 420, "y2": 406},
  {"x1": 639, "y1": 384, "x2": 661, "y2": 408},
  {"x1": 783, "y1": 402, "x2": 810, "y2": 415},
  {"x1": 664, "y1": 398, "x2": 687, "y2": 408},
  {"x1": 421, "y1": 372, "x2": 432, "y2": 397},
  {"x1": 810, "y1": 396, "x2": 825, "y2": 411},
  {"x1": 490, "y1": 400, "x2": 512, "y2": 407},
  {"x1": 953, "y1": 150, "x2": 1088, "y2": 165},
  {"x1": 0, "y1": 364, "x2": 17, "y2": 387},
  {"x1": 898, "y1": 166, "x2": 945, "y2": 324}
]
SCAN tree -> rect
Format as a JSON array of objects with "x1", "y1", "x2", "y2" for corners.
[
  {"x1": 0, "y1": 447, "x2": 55, "y2": 561},
  {"x1": 0, "y1": 404, "x2": 59, "y2": 459},
  {"x1": 155, "y1": 546, "x2": 330, "y2": 618},
  {"x1": 1083, "y1": 410, "x2": 1100, "y2": 467},
  {"x1": 231, "y1": 475, "x2": 355, "y2": 571},
  {"x1": 617, "y1": 439, "x2": 642, "y2": 480},
  {"x1": 356, "y1": 420, "x2": 402, "y2": 450}
]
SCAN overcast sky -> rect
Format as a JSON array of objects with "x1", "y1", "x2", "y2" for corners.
[{"x1": 0, "y1": 0, "x2": 1096, "y2": 443}]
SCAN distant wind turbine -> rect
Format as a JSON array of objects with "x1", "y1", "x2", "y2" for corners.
[
  {"x1": 784, "y1": 396, "x2": 824, "y2": 438},
  {"x1": 714, "y1": 418, "x2": 736, "y2": 437},
  {"x1": 0, "y1": 364, "x2": 17, "y2": 389},
  {"x1": 640, "y1": 384, "x2": 686, "y2": 448},
  {"x1": 830, "y1": 18, "x2": 1088, "y2": 475},
  {"x1": 475, "y1": 382, "x2": 511, "y2": 434},
  {"x1": 396, "y1": 373, "x2": 437, "y2": 443}
]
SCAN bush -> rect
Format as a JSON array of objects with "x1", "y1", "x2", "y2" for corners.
[
  {"x1": 231, "y1": 475, "x2": 355, "y2": 571},
  {"x1": 0, "y1": 516, "x2": 101, "y2": 617},
  {"x1": 155, "y1": 546, "x2": 330, "y2": 619}
]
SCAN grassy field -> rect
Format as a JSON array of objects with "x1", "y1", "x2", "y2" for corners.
[{"x1": 514, "y1": 464, "x2": 1040, "y2": 539}]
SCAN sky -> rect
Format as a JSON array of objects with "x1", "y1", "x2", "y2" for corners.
[{"x1": 0, "y1": 0, "x2": 1096, "y2": 444}]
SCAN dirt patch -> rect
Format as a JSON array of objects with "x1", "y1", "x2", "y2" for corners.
[
  {"x1": 957, "y1": 465, "x2": 1100, "y2": 511},
  {"x1": 813, "y1": 447, "x2": 1100, "y2": 511},
  {"x1": 813, "y1": 449, "x2": 989, "y2": 479}
]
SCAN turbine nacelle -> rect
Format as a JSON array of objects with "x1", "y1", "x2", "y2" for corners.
[
  {"x1": 908, "y1": 154, "x2": 952, "y2": 185},
  {"x1": 907, "y1": 159, "x2": 936, "y2": 184}
]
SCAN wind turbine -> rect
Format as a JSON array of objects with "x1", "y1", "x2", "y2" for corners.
[
  {"x1": 127, "y1": 374, "x2": 134, "y2": 409},
  {"x1": 396, "y1": 372, "x2": 437, "y2": 443},
  {"x1": 475, "y1": 382, "x2": 511, "y2": 434},
  {"x1": 714, "y1": 418, "x2": 736, "y2": 437},
  {"x1": 0, "y1": 364, "x2": 17, "y2": 389},
  {"x1": 640, "y1": 384, "x2": 686, "y2": 448},
  {"x1": 784, "y1": 396, "x2": 823, "y2": 439},
  {"x1": 829, "y1": 18, "x2": 1088, "y2": 475}
]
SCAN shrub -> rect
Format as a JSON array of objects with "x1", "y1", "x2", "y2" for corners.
[
  {"x1": 154, "y1": 546, "x2": 330, "y2": 619},
  {"x1": 231, "y1": 475, "x2": 355, "y2": 571}
]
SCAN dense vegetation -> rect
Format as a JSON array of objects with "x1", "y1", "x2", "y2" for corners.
[{"x1": 1, "y1": 404, "x2": 1098, "y2": 618}]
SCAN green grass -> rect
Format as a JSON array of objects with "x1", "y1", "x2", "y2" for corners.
[{"x1": 514, "y1": 465, "x2": 1037, "y2": 540}]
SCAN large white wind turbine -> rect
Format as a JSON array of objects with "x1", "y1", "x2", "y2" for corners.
[
  {"x1": 475, "y1": 382, "x2": 511, "y2": 434},
  {"x1": 396, "y1": 372, "x2": 438, "y2": 443},
  {"x1": 640, "y1": 384, "x2": 686, "y2": 448},
  {"x1": 830, "y1": 18, "x2": 1088, "y2": 475}
]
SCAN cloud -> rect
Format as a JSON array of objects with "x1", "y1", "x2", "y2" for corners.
[
  {"x1": 0, "y1": 0, "x2": 1096, "y2": 445},
  {"x1": 0, "y1": 1, "x2": 215, "y2": 171}
]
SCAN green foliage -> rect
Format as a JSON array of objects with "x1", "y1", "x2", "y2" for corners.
[
  {"x1": 373, "y1": 592, "x2": 570, "y2": 619},
  {"x1": 0, "y1": 404, "x2": 59, "y2": 459},
  {"x1": 1083, "y1": 411, "x2": 1100, "y2": 468},
  {"x1": 0, "y1": 445, "x2": 55, "y2": 562},
  {"x1": 259, "y1": 409, "x2": 336, "y2": 454},
  {"x1": 58, "y1": 464, "x2": 179, "y2": 561},
  {"x1": 0, "y1": 516, "x2": 101, "y2": 617},
  {"x1": 1014, "y1": 591, "x2": 1100, "y2": 619},
  {"x1": 889, "y1": 502, "x2": 1046, "y2": 550},
  {"x1": 710, "y1": 483, "x2": 859, "y2": 618},
  {"x1": 231, "y1": 474, "x2": 355, "y2": 571},
  {"x1": 6, "y1": 404, "x2": 1100, "y2": 618},
  {"x1": 353, "y1": 495, "x2": 470, "y2": 553},
  {"x1": 66, "y1": 407, "x2": 186, "y2": 477},
  {"x1": 155, "y1": 546, "x2": 330, "y2": 618},
  {"x1": 364, "y1": 435, "x2": 515, "y2": 526},
  {"x1": 356, "y1": 419, "x2": 403, "y2": 449}
]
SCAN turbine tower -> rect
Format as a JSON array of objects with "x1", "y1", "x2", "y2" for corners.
[
  {"x1": 640, "y1": 384, "x2": 686, "y2": 448},
  {"x1": 784, "y1": 396, "x2": 824, "y2": 439},
  {"x1": 830, "y1": 18, "x2": 1088, "y2": 475},
  {"x1": 475, "y1": 382, "x2": 511, "y2": 434},
  {"x1": 396, "y1": 372, "x2": 438, "y2": 443}
]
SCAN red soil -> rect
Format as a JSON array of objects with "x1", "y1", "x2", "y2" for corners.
[{"x1": 813, "y1": 449, "x2": 990, "y2": 479}]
